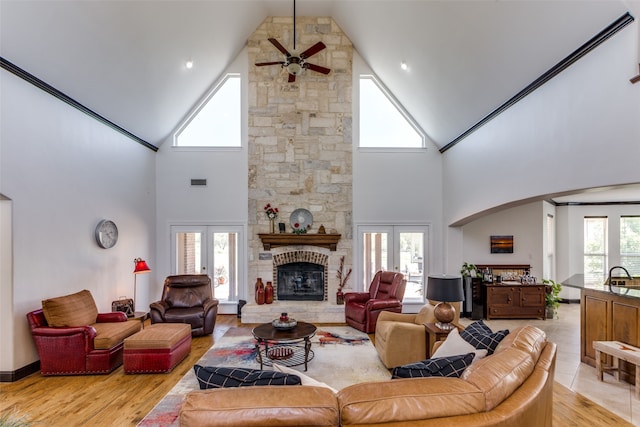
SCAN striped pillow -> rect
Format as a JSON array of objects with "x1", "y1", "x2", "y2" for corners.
[{"x1": 193, "y1": 365, "x2": 301, "y2": 389}]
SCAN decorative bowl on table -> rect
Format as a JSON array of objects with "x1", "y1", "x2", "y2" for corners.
[{"x1": 272, "y1": 318, "x2": 297, "y2": 330}]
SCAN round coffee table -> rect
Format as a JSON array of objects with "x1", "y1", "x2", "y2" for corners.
[{"x1": 252, "y1": 321, "x2": 317, "y2": 371}]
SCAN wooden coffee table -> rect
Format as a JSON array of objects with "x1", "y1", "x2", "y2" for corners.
[{"x1": 252, "y1": 321, "x2": 317, "y2": 371}]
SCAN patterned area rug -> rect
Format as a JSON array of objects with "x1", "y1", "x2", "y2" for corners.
[{"x1": 138, "y1": 326, "x2": 391, "y2": 426}]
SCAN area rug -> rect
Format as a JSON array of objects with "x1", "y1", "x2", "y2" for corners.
[{"x1": 138, "y1": 326, "x2": 391, "y2": 426}]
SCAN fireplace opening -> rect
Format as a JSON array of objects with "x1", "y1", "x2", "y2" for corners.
[{"x1": 277, "y1": 262, "x2": 324, "y2": 301}]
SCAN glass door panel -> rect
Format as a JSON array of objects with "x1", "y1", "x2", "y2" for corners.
[
  {"x1": 358, "y1": 225, "x2": 429, "y2": 301},
  {"x1": 171, "y1": 225, "x2": 243, "y2": 303},
  {"x1": 397, "y1": 231, "x2": 425, "y2": 299}
]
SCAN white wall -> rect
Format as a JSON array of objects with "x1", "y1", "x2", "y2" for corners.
[
  {"x1": 443, "y1": 23, "x2": 640, "y2": 227},
  {"x1": 352, "y1": 53, "x2": 446, "y2": 275},
  {"x1": 460, "y1": 201, "x2": 545, "y2": 280},
  {"x1": 0, "y1": 70, "x2": 156, "y2": 370},
  {"x1": 154, "y1": 50, "x2": 249, "y2": 303},
  {"x1": 443, "y1": 19, "x2": 640, "y2": 276}
]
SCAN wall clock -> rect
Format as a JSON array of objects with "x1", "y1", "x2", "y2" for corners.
[{"x1": 95, "y1": 219, "x2": 118, "y2": 249}]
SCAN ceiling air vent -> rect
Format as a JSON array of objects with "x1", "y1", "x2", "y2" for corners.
[{"x1": 191, "y1": 179, "x2": 207, "y2": 186}]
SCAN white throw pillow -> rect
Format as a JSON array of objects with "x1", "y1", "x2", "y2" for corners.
[
  {"x1": 272, "y1": 363, "x2": 339, "y2": 393},
  {"x1": 432, "y1": 328, "x2": 488, "y2": 363}
]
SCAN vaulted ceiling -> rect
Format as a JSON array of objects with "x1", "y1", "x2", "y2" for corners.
[{"x1": 2, "y1": 0, "x2": 637, "y2": 152}]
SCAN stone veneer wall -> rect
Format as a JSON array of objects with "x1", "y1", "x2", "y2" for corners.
[{"x1": 247, "y1": 16, "x2": 353, "y2": 311}]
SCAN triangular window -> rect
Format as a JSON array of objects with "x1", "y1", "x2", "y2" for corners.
[
  {"x1": 359, "y1": 75, "x2": 424, "y2": 148},
  {"x1": 174, "y1": 74, "x2": 241, "y2": 147}
]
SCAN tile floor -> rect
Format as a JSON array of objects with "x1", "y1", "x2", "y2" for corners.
[{"x1": 461, "y1": 303, "x2": 640, "y2": 425}]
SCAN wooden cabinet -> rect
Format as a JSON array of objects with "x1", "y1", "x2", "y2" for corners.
[
  {"x1": 484, "y1": 284, "x2": 546, "y2": 320},
  {"x1": 581, "y1": 287, "x2": 640, "y2": 384}
]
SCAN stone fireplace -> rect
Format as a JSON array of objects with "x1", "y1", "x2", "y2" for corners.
[{"x1": 244, "y1": 16, "x2": 353, "y2": 323}]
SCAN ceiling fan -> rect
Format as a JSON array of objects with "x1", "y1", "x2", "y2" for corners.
[{"x1": 255, "y1": 0, "x2": 331, "y2": 83}]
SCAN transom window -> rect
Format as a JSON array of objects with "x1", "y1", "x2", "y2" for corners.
[
  {"x1": 359, "y1": 75, "x2": 425, "y2": 149},
  {"x1": 174, "y1": 73, "x2": 241, "y2": 148}
]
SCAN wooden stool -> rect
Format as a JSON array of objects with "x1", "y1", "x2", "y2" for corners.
[
  {"x1": 593, "y1": 340, "x2": 640, "y2": 398},
  {"x1": 123, "y1": 323, "x2": 191, "y2": 374}
]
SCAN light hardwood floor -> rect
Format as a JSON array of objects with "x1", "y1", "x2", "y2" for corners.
[{"x1": 0, "y1": 315, "x2": 632, "y2": 426}]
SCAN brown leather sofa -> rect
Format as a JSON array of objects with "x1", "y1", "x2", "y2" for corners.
[
  {"x1": 179, "y1": 325, "x2": 556, "y2": 426},
  {"x1": 374, "y1": 300, "x2": 462, "y2": 368},
  {"x1": 150, "y1": 274, "x2": 219, "y2": 336},
  {"x1": 344, "y1": 271, "x2": 406, "y2": 333}
]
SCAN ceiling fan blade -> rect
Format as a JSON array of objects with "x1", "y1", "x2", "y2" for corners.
[
  {"x1": 288, "y1": 73, "x2": 296, "y2": 83},
  {"x1": 304, "y1": 63, "x2": 331, "y2": 75},
  {"x1": 255, "y1": 61, "x2": 285, "y2": 66},
  {"x1": 300, "y1": 42, "x2": 326, "y2": 59},
  {"x1": 268, "y1": 38, "x2": 291, "y2": 57}
]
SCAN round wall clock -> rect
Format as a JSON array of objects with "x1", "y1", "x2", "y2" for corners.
[{"x1": 95, "y1": 219, "x2": 118, "y2": 249}]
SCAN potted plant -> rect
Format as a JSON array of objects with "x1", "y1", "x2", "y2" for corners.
[
  {"x1": 543, "y1": 278, "x2": 562, "y2": 319},
  {"x1": 336, "y1": 256, "x2": 352, "y2": 305},
  {"x1": 460, "y1": 262, "x2": 479, "y2": 279}
]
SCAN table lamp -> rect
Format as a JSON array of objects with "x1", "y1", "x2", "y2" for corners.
[
  {"x1": 133, "y1": 258, "x2": 151, "y2": 312},
  {"x1": 426, "y1": 274, "x2": 464, "y2": 330}
]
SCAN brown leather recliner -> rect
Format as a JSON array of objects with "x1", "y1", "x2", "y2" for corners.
[
  {"x1": 150, "y1": 275, "x2": 219, "y2": 336},
  {"x1": 344, "y1": 270, "x2": 406, "y2": 333}
]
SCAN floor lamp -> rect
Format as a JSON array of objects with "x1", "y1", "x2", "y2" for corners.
[{"x1": 133, "y1": 258, "x2": 151, "y2": 312}]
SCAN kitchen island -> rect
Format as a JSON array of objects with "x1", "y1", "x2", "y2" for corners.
[{"x1": 564, "y1": 274, "x2": 640, "y2": 384}]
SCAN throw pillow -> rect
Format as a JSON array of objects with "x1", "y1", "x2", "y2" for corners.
[
  {"x1": 391, "y1": 353, "x2": 475, "y2": 379},
  {"x1": 193, "y1": 365, "x2": 301, "y2": 389},
  {"x1": 42, "y1": 289, "x2": 99, "y2": 327},
  {"x1": 460, "y1": 320, "x2": 509, "y2": 355},
  {"x1": 431, "y1": 328, "x2": 489, "y2": 363},
  {"x1": 272, "y1": 363, "x2": 339, "y2": 393}
]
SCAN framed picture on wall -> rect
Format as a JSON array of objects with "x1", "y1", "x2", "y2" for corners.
[{"x1": 490, "y1": 235, "x2": 513, "y2": 253}]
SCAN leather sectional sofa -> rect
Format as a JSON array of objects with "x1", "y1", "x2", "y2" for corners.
[{"x1": 179, "y1": 325, "x2": 556, "y2": 426}]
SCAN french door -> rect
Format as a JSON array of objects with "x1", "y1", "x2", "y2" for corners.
[
  {"x1": 356, "y1": 225, "x2": 429, "y2": 302},
  {"x1": 170, "y1": 225, "x2": 244, "y2": 304}
]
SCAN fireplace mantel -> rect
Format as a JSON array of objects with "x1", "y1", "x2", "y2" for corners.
[{"x1": 258, "y1": 234, "x2": 341, "y2": 251}]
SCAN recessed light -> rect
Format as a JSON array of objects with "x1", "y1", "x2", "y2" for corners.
[
  {"x1": 185, "y1": 60, "x2": 194, "y2": 69},
  {"x1": 400, "y1": 61, "x2": 408, "y2": 71}
]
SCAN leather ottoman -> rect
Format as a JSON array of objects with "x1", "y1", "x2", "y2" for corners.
[{"x1": 123, "y1": 323, "x2": 191, "y2": 374}]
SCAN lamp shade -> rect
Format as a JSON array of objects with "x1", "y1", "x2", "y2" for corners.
[
  {"x1": 133, "y1": 258, "x2": 151, "y2": 274},
  {"x1": 426, "y1": 275, "x2": 464, "y2": 302}
]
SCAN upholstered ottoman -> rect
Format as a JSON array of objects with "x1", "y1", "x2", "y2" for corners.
[{"x1": 123, "y1": 323, "x2": 191, "y2": 374}]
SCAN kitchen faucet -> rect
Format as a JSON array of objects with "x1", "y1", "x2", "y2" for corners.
[{"x1": 608, "y1": 266, "x2": 632, "y2": 291}]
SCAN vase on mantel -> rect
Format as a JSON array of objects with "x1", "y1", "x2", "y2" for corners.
[
  {"x1": 336, "y1": 290, "x2": 345, "y2": 305},
  {"x1": 269, "y1": 219, "x2": 275, "y2": 234}
]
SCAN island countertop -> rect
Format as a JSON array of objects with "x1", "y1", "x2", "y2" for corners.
[{"x1": 563, "y1": 273, "x2": 640, "y2": 298}]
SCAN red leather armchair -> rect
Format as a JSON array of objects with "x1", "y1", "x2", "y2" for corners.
[
  {"x1": 150, "y1": 274, "x2": 219, "y2": 336},
  {"x1": 344, "y1": 271, "x2": 406, "y2": 333},
  {"x1": 26, "y1": 289, "x2": 142, "y2": 375}
]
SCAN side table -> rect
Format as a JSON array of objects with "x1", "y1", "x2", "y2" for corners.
[
  {"x1": 131, "y1": 311, "x2": 149, "y2": 328},
  {"x1": 424, "y1": 323, "x2": 459, "y2": 358}
]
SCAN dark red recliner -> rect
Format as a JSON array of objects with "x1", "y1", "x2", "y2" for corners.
[
  {"x1": 150, "y1": 274, "x2": 219, "y2": 336},
  {"x1": 344, "y1": 271, "x2": 406, "y2": 333}
]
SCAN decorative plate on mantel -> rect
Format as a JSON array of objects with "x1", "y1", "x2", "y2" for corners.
[{"x1": 290, "y1": 208, "x2": 313, "y2": 230}]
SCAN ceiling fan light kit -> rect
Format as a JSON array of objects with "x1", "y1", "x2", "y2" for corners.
[{"x1": 255, "y1": 0, "x2": 331, "y2": 83}]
